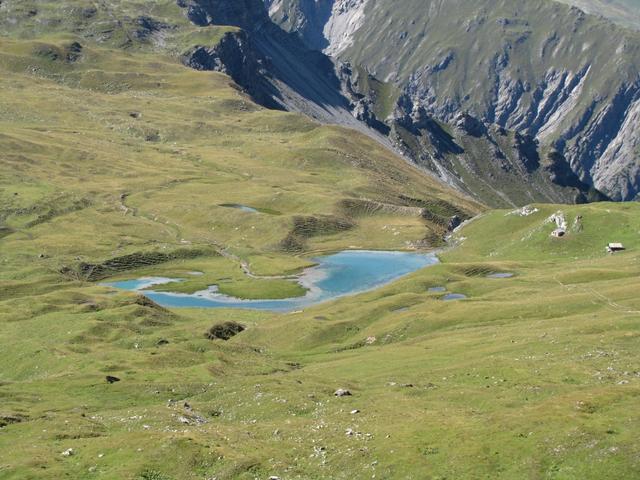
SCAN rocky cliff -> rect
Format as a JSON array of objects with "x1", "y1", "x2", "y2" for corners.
[
  {"x1": 265, "y1": 0, "x2": 367, "y2": 55},
  {"x1": 176, "y1": 0, "x2": 607, "y2": 206},
  {"x1": 266, "y1": 0, "x2": 640, "y2": 201},
  {"x1": 179, "y1": 0, "x2": 389, "y2": 141},
  {"x1": 178, "y1": 0, "x2": 271, "y2": 29}
]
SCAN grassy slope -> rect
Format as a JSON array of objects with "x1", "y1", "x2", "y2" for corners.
[
  {"x1": 1, "y1": 2, "x2": 640, "y2": 479},
  {"x1": 238, "y1": 202, "x2": 640, "y2": 478},
  {"x1": 0, "y1": 32, "x2": 476, "y2": 291},
  {"x1": 0, "y1": 4, "x2": 480, "y2": 479},
  {"x1": 2, "y1": 197, "x2": 640, "y2": 479}
]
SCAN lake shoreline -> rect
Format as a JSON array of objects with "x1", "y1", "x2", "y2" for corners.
[{"x1": 101, "y1": 250, "x2": 440, "y2": 311}]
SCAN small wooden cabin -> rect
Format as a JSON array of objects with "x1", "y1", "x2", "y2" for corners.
[{"x1": 606, "y1": 243, "x2": 626, "y2": 253}]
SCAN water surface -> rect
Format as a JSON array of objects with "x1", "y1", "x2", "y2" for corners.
[
  {"x1": 487, "y1": 272, "x2": 515, "y2": 279},
  {"x1": 442, "y1": 293, "x2": 467, "y2": 301},
  {"x1": 219, "y1": 203, "x2": 259, "y2": 213},
  {"x1": 103, "y1": 250, "x2": 438, "y2": 311}
]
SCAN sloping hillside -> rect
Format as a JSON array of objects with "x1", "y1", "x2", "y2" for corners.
[
  {"x1": 559, "y1": 0, "x2": 640, "y2": 30},
  {"x1": 267, "y1": 0, "x2": 640, "y2": 201},
  {"x1": 1, "y1": 2, "x2": 639, "y2": 479},
  {"x1": 0, "y1": 0, "x2": 598, "y2": 209}
]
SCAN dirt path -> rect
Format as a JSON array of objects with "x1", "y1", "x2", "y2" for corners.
[{"x1": 553, "y1": 276, "x2": 640, "y2": 315}]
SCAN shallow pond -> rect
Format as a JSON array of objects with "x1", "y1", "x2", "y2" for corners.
[
  {"x1": 103, "y1": 250, "x2": 439, "y2": 311},
  {"x1": 219, "y1": 203, "x2": 259, "y2": 213},
  {"x1": 442, "y1": 293, "x2": 467, "y2": 301},
  {"x1": 487, "y1": 272, "x2": 515, "y2": 279}
]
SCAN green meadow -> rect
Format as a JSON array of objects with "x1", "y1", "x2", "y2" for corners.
[{"x1": 1, "y1": 3, "x2": 640, "y2": 478}]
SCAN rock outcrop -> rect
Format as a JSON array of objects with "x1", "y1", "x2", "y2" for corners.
[
  {"x1": 265, "y1": 0, "x2": 368, "y2": 55},
  {"x1": 179, "y1": 0, "x2": 388, "y2": 140},
  {"x1": 178, "y1": 0, "x2": 270, "y2": 29}
]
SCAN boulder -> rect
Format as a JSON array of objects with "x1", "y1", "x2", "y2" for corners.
[
  {"x1": 334, "y1": 388, "x2": 352, "y2": 397},
  {"x1": 61, "y1": 448, "x2": 74, "y2": 457},
  {"x1": 447, "y1": 215, "x2": 462, "y2": 231}
]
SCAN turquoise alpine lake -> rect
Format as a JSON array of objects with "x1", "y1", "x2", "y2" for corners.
[{"x1": 102, "y1": 250, "x2": 439, "y2": 311}]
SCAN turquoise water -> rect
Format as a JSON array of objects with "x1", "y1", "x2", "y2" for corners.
[{"x1": 102, "y1": 250, "x2": 438, "y2": 311}]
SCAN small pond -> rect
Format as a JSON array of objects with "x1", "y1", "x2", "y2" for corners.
[
  {"x1": 219, "y1": 203, "x2": 259, "y2": 213},
  {"x1": 487, "y1": 272, "x2": 515, "y2": 279},
  {"x1": 102, "y1": 250, "x2": 439, "y2": 312},
  {"x1": 442, "y1": 293, "x2": 467, "y2": 301},
  {"x1": 428, "y1": 286, "x2": 447, "y2": 293}
]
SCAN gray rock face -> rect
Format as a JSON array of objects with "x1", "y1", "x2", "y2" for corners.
[
  {"x1": 385, "y1": 47, "x2": 640, "y2": 201},
  {"x1": 385, "y1": 91, "x2": 604, "y2": 206},
  {"x1": 180, "y1": 0, "x2": 390, "y2": 141},
  {"x1": 563, "y1": 82, "x2": 640, "y2": 200},
  {"x1": 180, "y1": 0, "x2": 610, "y2": 206},
  {"x1": 265, "y1": 0, "x2": 640, "y2": 201},
  {"x1": 184, "y1": 31, "x2": 282, "y2": 111},
  {"x1": 265, "y1": 0, "x2": 368, "y2": 55},
  {"x1": 454, "y1": 113, "x2": 487, "y2": 138},
  {"x1": 178, "y1": 0, "x2": 270, "y2": 29},
  {"x1": 453, "y1": 68, "x2": 640, "y2": 201}
]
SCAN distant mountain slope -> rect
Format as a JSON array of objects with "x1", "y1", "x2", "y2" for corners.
[
  {"x1": 267, "y1": 0, "x2": 640, "y2": 201},
  {"x1": 0, "y1": 0, "x2": 609, "y2": 209},
  {"x1": 558, "y1": 0, "x2": 640, "y2": 30},
  {"x1": 178, "y1": 0, "x2": 607, "y2": 207}
]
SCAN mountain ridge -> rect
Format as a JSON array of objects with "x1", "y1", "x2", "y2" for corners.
[
  {"x1": 558, "y1": 0, "x2": 640, "y2": 30},
  {"x1": 176, "y1": 0, "x2": 608, "y2": 207},
  {"x1": 266, "y1": 0, "x2": 640, "y2": 201}
]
